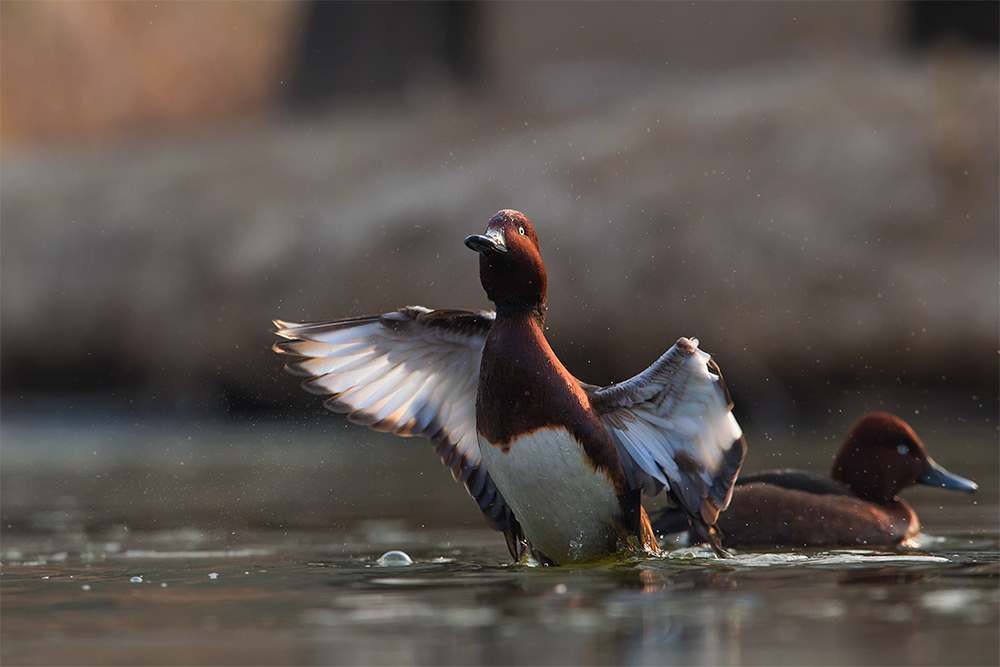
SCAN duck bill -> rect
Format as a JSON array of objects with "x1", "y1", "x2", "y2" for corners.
[
  {"x1": 464, "y1": 229, "x2": 507, "y2": 255},
  {"x1": 919, "y1": 457, "x2": 978, "y2": 493}
]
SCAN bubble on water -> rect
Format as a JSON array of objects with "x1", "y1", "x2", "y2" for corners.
[
  {"x1": 160, "y1": 583, "x2": 168, "y2": 588},
  {"x1": 208, "y1": 572, "x2": 219, "y2": 579},
  {"x1": 130, "y1": 576, "x2": 143, "y2": 583},
  {"x1": 81, "y1": 584, "x2": 91, "y2": 591},
  {"x1": 377, "y1": 550, "x2": 413, "y2": 566}
]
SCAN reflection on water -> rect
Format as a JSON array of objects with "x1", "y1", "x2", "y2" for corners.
[{"x1": 1, "y1": 413, "x2": 998, "y2": 665}]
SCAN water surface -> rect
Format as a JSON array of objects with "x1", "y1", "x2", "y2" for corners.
[{"x1": 2, "y1": 413, "x2": 997, "y2": 666}]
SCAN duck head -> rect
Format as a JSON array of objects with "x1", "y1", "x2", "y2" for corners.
[
  {"x1": 831, "y1": 412, "x2": 977, "y2": 505},
  {"x1": 465, "y1": 210, "x2": 547, "y2": 321}
]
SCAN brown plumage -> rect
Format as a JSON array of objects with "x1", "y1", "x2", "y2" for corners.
[{"x1": 654, "y1": 412, "x2": 978, "y2": 548}]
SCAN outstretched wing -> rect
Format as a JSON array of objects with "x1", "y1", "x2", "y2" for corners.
[
  {"x1": 273, "y1": 306, "x2": 525, "y2": 554},
  {"x1": 588, "y1": 337, "x2": 746, "y2": 538}
]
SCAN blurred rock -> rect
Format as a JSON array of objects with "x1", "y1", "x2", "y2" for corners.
[
  {"x1": 481, "y1": 2, "x2": 900, "y2": 87},
  {"x1": 2, "y1": 55, "x2": 997, "y2": 419},
  {"x1": 0, "y1": 1, "x2": 303, "y2": 151}
]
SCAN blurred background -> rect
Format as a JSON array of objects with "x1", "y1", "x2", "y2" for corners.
[{"x1": 2, "y1": 1, "x2": 997, "y2": 533}]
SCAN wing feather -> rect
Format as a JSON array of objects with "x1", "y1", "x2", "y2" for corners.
[
  {"x1": 273, "y1": 306, "x2": 526, "y2": 554},
  {"x1": 590, "y1": 337, "x2": 746, "y2": 536}
]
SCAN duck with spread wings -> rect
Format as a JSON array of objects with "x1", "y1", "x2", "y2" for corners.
[{"x1": 274, "y1": 209, "x2": 746, "y2": 564}]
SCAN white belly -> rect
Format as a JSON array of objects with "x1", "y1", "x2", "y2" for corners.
[{"x1": 479, "y1": 427, "x2": 623, "y2": 563}]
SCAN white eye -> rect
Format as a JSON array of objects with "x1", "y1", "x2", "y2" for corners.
[
  {"x1": 897, "y1": 444, "x2": 910, "y2": 456},
  {"x1": 518, "y1": 226, "x2": 526, "y2": 236}
]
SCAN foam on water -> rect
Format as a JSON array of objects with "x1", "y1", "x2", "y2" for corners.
[
  {"x1": 728, "y1": 551, "x2": 949, "y2": 567},
  {"x1": 719, "y1": 553, "x2": 810, "y2": 567},
  {"x1": 812, "y1": 552, "x2": 948, "y2": 564},
  {"x1": 662, "y1": 548, "x2": 950, "y2": 568}
]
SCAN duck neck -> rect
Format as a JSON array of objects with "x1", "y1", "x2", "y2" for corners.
[
  {"x1": 833, "y1": 450, "x2": 899, "y2": 505},
  {"x1": 494, "y1": 298, "x2": 547, "y2": 329}
]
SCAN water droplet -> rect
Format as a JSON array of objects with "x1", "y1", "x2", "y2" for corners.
[{"x1": 377, "y1": 550, "x2": 413, "y2": 566}]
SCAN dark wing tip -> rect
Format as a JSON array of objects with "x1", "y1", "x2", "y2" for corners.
[
  {"x1": 701, "y1": 434, "x2": 748, "y2": 525},
  {"x1": 430, "y1": 433, "x2": 526, "y2": 560},
  {"x1": 706, "y1": 358, "x2": 735, "y2": 410}
]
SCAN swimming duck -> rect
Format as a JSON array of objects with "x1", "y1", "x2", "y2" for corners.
[
  {"x1": 653, "y1": 412, "x2": 978, "y2": 548},
  {"x1": 274, "y1": 209, "x2": 746, "y2": 564}
]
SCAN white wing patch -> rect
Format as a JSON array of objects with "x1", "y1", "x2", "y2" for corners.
[{"x1": 591, "y1": 338, "x2": 746, "y2": 528}]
